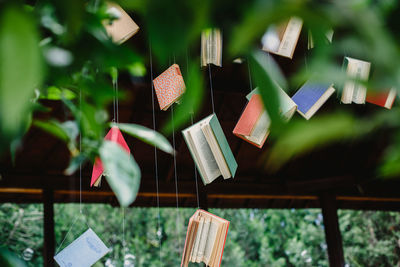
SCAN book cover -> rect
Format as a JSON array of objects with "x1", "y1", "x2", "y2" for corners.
[
  {"x1": 233, "y1": 94, "x2": 268, "y2": 148},
  {"x1": 54, "y1": 228, "x2": 110, "y2": 267},
  {"x1": 201, "y1": 28, "x2": 222, "y2": 67},
  {"x1": 104, "y1": 2, "x2": 139, "y2": 44},
  {"x1": 366, "y1": 88, "x2": 397, "y2": 109},
  {"x1": 291, "y1": 82, "x2": 335, "y2": 119},
  {"x1": 208, "y1": 114, "x2": 238, "y2": 178},
  {"x1": 90, "y1": 126, "x2": 130, "y2": 187},
  {"x1": 153, "y1": 64, "x2": 186, "y2": 110}
]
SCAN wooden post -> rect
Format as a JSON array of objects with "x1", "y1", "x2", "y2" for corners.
[
  {"x1": 43, "y1": 188, "x2": 55, "y2": 267},
  {"x1": 320, "y1": 193, "x2": 345, "y2": 267}
]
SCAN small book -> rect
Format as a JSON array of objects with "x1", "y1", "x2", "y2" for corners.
[
  {"x1": 181, "y1": 210, "x2": 229, "y2": 267},
  {"x1": 153, "y1": 64, "x2": 186, "y2": 111},
  {"x1": 104, "y1": 2, "x2": 140, "y2": 44},
  {"x1": 91, "y1": 126, "x2": 130, "y2": 187},
  {"x1": 182, "y1": 114, "x2": 237, "y2": 185},
  {"x1": 366, "y1": 88, "x2": 397, "y2": 109},
  {"x1": 54, "y1": 228, "x2": 110, "y2": 267},
  {"x1": 261, "y1": 17, "x2": 303, "y2": 59},
  {"x1": 341, "y1": 57, "x2": 371, "y2": 104},
  {"x1": 201, "y1": 28, "x2": 222, "y2": 67},
  {"x1": 291, "y1": 82, "x2": 336, "y2": 119},
  {"x1": 234, "y1": 87, "x2": 297, "y2": 148}
]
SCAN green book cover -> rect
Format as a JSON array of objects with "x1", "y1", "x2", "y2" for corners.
[{"x1": 209, "y1": 114, "x2": 238, "y2": 177}]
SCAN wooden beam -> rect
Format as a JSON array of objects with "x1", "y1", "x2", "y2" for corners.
[
  {"x1": 320, "y1": 193, "x2": 345, "y2": 267},
  {"x1": 43, "y1": 188, "x2": 55, "y2": 267}
]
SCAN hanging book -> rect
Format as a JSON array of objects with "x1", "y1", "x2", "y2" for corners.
[
  {"x1": 104, "y1": 2, "x2": 140, "y2": 44},
  {"x1": 261, "y1": 17, "x2": 303, "y2": 59},
  {"x1": 366, "y1": 88, "x2": 397, "y2": 109},
  {"x1": 153, "y1": 64, "x2": 186, "y2": 111},
  {"x1": 182, "y1": 114, "x2": 237, "y2": 185},
  {"x1": 201, "y1": 28, "x2": 222, "y2": 67},
  {"x1": 291, "y1": 82, "x2": 335, "y2": 119},
  {"x1": 341, "y1": 57, "x2": 371, "y2": 104},
  {"x1": 181, "y1": 209, "x2": 229, "y2": 267},
  {"x1": 91, "y1": 126, "x2": 130, "y2": 187},
  {"x1": 234, "y1": 87, "x2": 297, "y2": 148},
  {"x1": 54, "y1": 228, "x2": 110, "y2": 267}
]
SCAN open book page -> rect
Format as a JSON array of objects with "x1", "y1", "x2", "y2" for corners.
[
  {"x1": 203, "y1": 220, "x2": 221, "y2": 265},
  {"x1": 191, "y1": 216, "x2": 204, "y2": 262},
  {"x1": 201, "y1": 122, "x2": 230, "y2": 179},
  {"x1": 196, "y1": 217, "x2": 211, "y2": 263},
  {"x1": 182, "y1": 218, "x2": 199, "y2": 267},
  {"x1": 342, "y1": 60, "x2": 356, "y2": 103},
  {"x1": 247, "y1": 111, "x2": 270, "y2": 145},
  {"x1": 277, "y1": 17, "x2": 303, "y2": 58},
  {"x1": 352, "y1": 60, "x2": 370, "y2": 104}
]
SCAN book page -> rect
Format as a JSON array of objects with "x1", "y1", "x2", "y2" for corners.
[
  {"x1": 196, "y1": 217, "x2": 211, "y2": 263},
  {"x1": 277, "y1": 17, "x2": 302, "y2": 58},
  {"x1": 247, "y1": 111, "x2": 270, "y2": 145},
  {"x1": 189, "y1": 124, "x2": 221, "y2": 182},
  {"x1": 203, "y1": 221, "x2": 220, "y2": 265},
  {"x1": 352, "y1": 60, "x2": 370, "y2": 104},
  {"x1": 190, "y1": 217, "x2": 204, "y2": 262}
]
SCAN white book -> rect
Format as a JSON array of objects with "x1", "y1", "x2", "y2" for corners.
[{"x1": 341, "y1": 57, "x2": 371, "y2": 104}]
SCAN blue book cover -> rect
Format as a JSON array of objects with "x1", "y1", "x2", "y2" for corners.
[{"x1": 291, "y1": 82, "x2": 335, "y2": 119}]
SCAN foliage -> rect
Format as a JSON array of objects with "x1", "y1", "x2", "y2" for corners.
[{"x1": 1, "y1": 203, "x2": 400, "y2": 266}]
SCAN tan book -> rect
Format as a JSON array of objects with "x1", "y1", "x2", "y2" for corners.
[
  {"x1": 181, "y1": 210, "x2": 229, "y2": 267},
  {"x1": 341, "y1": 57, "x2": 371, "y2": 104},
  {"x1": 201, "y1": 28, "x2": 222, "y2": 67},
  {"x1": 104, "y1": 2, "x2": 139, "y2": 44},
  {"x1": 261, "y1": 17, "x2": 303, "y2": 59}
]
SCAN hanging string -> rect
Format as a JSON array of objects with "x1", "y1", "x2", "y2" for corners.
[
  {"x1": 149, "y1": 41, "x2": 163, "y2": 265},
  {"x1": 171, "y1": 104, "x2": 182, "y2": 255},
  {"x1": 208, "y1": 64, "x2": 215, "y2": 114},
  {"x1": 185, "y1": 50, "x2": 200, "y2": 209},
  {"x1": 247, "y1": 57, "x2": 253, "y2": 92}
]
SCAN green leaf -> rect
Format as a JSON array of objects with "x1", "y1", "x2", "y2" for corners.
[
  {"x1": 100, "y1": 141, "x2": 141, "y2": 207},
  {"x1": 64, "y1": 153, "x2": 87, "y2": 176},
  {"x1": 114, "y1": 123, "x2": 174, "y2": 155},
  {"x1": 40, "y1": 86, "x2": 76, "y2": 100},
  {"x1": 0, "y1": 5, "x2": 43, "y2": 151},
  {"x1": 0, "y1": 248, "x2": 28, "y2": 267}
]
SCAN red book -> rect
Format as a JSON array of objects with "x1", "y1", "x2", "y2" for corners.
[
  {"x1": 90, "y1": 126, "x2": 130, "y2": 187},
  {"x1": 366, "y1": 88, "x2": 397, "y2": 109},
  {"x1": 233, "y1": 94, "x2": 270, "y2": 148},
  {"x1": 181, "y1": 209, "x2": 229, "y2": 267}
]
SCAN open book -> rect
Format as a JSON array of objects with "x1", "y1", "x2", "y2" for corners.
[
  {"x1": 104, "y1": 2, "x2": 140, "y2": 44},
  {"x1": 181, "y1": 210, "x2": 229, "y2": 267},
  {"x1": 182, "y1": 114, "x2": 237, "y2": 185},
  {"x1": 153, "y1": 64, "x2": 186, "y2": 111},
  {"x1": 233, "y1": 87, "x2": 297, "y2": 148},
  {"x1": 201, "y1": 28, "x2": 222, "y2": 67},
  {"x1": 91, "y1": 126, "x2": 130, "y2": 187},
  {"x1": 292, "y1": 82, "x2": 335, "y2": 120},
  {"x1": 261, "y1": 17, "x2": 303, "y2": 59},
  {"x1": 341, "y1": 57, "x2": 371, "y2": 104},
  {"x1": 366, "y1": 88, "x2": 397, "y2": 109}
]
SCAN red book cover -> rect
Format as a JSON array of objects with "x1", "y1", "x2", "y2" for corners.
[
  {"x1": 233, "y1": 94, "x2": 267, "y2": 148},
  {"x1": 366, "y1": 89, "x2": 397, "y2": 109},
  {"x1": 90, "y1": 126, "x2": 130, "y2": 187}
]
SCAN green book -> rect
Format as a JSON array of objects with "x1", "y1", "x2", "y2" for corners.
[{"x1": 182, "y1": 114, "x2": 238, "y2": 185}]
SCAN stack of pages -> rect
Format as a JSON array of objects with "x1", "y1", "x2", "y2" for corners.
[
  {"x1": 91, "y1": 126, "x2": 130, "y2": 187},
  {"x1": 182, "y1": 114, "x2": 237, "y2": 185},
  {"x1": 341, "y1": 57, "x2": 371, "y2": 104},
  {"x1": 201, "y1": 28, "x2": 223, "y2": 67},
  {"x1": 181, "y1": 210, "x2": 229, "y2": 267},
  {"x1": 104, "y1": 2, "x2": 139, "y2": 44},
  {"x1": 153, "y1": 64, "x2": 186, "y2": 111},
  {"x1": 233, "y1": 87, "x2": 297, "y2": 148},
  {"x1": 261, "y1": 17, "x2": 303, "y2": 59}
]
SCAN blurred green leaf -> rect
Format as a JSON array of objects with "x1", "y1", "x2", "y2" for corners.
[
  {"x1": 114, "y1": 123, "x2": 174, "y2": 155},
  {"x1": 40, "y1": 86, "x2": 76, "y2": 100},
  {"x1": 0, "y1": 248, "x2": 27, "y2": 267},
  {"x1": 161, "y1": 60, "x2": 204, "y2": 134},
  {"x1": 0, "y1": 4, "x2": 43, "y2": 151},
  {"x1": 100, "y1": 140, "x2": 141, "y2": 207},
  {"x1": 64, "y1": 153, "x2": 87, "y2": 175}
]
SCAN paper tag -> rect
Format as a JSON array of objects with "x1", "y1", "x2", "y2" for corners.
[{"x1": 54, "y1": 228, "x2": 110, "y2": 267}]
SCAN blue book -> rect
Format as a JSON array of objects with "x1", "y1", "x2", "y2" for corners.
[{"x1": 291, "y1": 82, "x2": 335, "y2": 120}]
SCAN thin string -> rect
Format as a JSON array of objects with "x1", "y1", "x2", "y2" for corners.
[
  {"x1": 208, "y1": 64, "x2": 215, "y2": 114},
  {"x1": 185, "y1": 50, "x2": 200, "y2": 209},
  {"x1": 171, "y1": 105, "x2": 182, "y2": 255},
  {"x1": 55, "y1": 213, "x2": 90, "y2": 254},
  {"x1": 247, "y1": 57, "x2": 253, "y2": 92},
  {"x1": 149, "y1": 41, "x2": 163, "y2": 265}
]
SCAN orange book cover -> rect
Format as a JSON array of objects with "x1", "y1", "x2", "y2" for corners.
[{"x1": 233, "y1": 94, "x2": 267, "y2": 148}]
